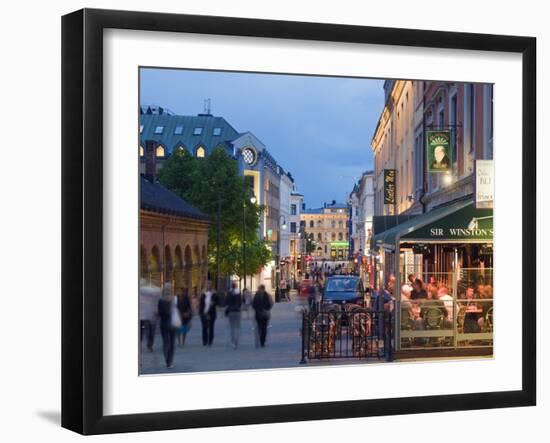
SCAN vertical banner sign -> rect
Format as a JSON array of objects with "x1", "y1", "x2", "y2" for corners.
[
  {"x1": 383, "y1": 169, "x2": 396, "y2": 204},
  {"x1": 475, "y1": 160, "x2": 494, "y2": 208},
  {"x1": 427, "y1": 130, "x2": 452, "y2": 173}
]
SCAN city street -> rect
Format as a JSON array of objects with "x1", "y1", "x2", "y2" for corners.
[{"x1": 140, "y1": 292, "x2": 307, "y2": 374}]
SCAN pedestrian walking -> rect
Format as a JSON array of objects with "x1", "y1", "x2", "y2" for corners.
[
  {"x1": 279, "y1": 278, "x2": 288, "y2": 301},
  {"x1": 157, "y1": 283, "x2": 179, "y2": 368},
  {"x1": 199, "y1": 281, "x2": 218, "y2": 346},
  {"x1": 139, "y1": 283, "x2": 160, "y2": 352},
  {"x1": 225, "y1": 282, "x2": 242, "y2": 349},
  {"x1": 252, "y1": 284, "x2": 274, "y2": 347},
  {"x1": 176, "y1": 287, "x2": 193, "y2": 347}
]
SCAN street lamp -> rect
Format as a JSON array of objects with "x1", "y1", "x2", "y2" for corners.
[
  {"x1": 276, "y1": 215, "x2": 287, "y2": 289},
  {"x1": 242, "y1": 193, "x2": 257, "y2": 291}
]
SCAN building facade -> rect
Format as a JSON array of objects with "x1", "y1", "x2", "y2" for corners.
[
  {"x1": 139, "y1": 106, "x2": 298, "y2": 292},
  {"x1": 301, "y1": 201, "x2": 350, "y2": 262},
  {"x1": 140, "y1": 172, "x2": 211, "y2": 299},
  {"x1": 289, "y1": 190, "x2": 304, "y2": 280}
]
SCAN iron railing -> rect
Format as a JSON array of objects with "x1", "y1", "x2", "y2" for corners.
[{"x1": 300, "y1": 304, "x2": 393, "y2": 363}]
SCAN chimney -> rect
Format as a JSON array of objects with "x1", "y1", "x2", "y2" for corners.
[{"x1": 144, "y1": 139, "x2": 156, "y2": 182}]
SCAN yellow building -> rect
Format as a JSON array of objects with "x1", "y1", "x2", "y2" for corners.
[{"x1": 300, "y1": 201, "x2": 350, "y2": 262}]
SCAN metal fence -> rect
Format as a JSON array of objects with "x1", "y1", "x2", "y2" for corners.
[{"x1": 300, "y1": 304, "x2": 393, "y2": 363}]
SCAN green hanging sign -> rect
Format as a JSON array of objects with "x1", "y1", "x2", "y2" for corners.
[{"x1": 427, "y1": 130, "x2": 452, "y2": 173}]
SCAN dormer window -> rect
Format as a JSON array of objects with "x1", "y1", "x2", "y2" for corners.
[
  {"x1": 193, "y1": 127, "x2": 203, "y2": 135},
  {"x1": 139, "y1": 146, "x2": 144, "y2": 157},
  {"x1": 156, "y1": 146, "x2": 165, "y2": 157},
  {"x1": 174, "y1": 126, "x2": 184, "y2": 135},
  {"x1": 154, "y1": 126, "x2": 164, "y2": 134},
  {"x1": 139, "y1": 125, "x2": 144, "y2": 134},
  {"x1": 213, "y1": 127, "x2": 222, "y2": 136},
  {"x1": 196, "y1": 146, "x2": 206, "y2": 158}
]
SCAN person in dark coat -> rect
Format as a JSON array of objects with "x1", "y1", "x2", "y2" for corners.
[
  {"x1": 176, "y1": 287, "x2": 193, "y2": 347},
  {"x1": 157, "y1": 283, "x2": 178, "y2": 368},
  {"x1": 199, "y1": 281, "x2": 218, "y2": 346},
  {"x1": 225, "y1": 282, "x2": 242, "y2": 349},
  {"x1": 252, "y1": 285, "x2": 274, "y2": 347}
]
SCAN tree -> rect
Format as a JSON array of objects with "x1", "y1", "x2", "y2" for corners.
[
  {"x1": 304, "y1": 232, "x2": 316, "y2": 255},
  {"x1": 158, "y1": 147, "x2": 271, "y2": 285}
]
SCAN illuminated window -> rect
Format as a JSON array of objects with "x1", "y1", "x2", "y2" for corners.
[
  {"x1": 174, "y1": 126, "x2": 184, "y2": 134},
  {"x1": 139, "y1": 125, "x2": 144, "y2": 134},
  {"x1": 139, "y1": 146, "x2": 144, "y2": 157},
  {"x1": 154, "y1": 126, "x2": 164, "y2": 134},
  {"x1": 193, "y1": 127, "x2": 203, "y2": 135},
  {"x1": 196, "y1": 146, "x2": 206, "y2": 158},
  {"x1": 155, "y1": 146, "x2": 165, "y2": 157},
  {"x1": 213, "y1": 127, "x2": 222, "y2": 136}
]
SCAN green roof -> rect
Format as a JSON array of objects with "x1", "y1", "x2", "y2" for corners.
[{"x1": 373, "y1": 200, "x2": 493, "y2": 250}]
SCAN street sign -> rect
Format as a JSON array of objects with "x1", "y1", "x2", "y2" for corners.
[
  {"x1": 475, "y1": 160, "x2": 494, "y2": 209},
  {"x1": 383, "y1": 169, "x2": 396, "y2": 204}
]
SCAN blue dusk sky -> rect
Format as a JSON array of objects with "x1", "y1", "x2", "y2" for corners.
[{"x1": 140, "y1": 68, "x2": 385, "y2": 208}]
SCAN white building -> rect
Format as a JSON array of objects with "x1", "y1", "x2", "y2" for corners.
[
  {"x1": 289, "y1": 189, "x2": 304, "y2": 283},
  {"x1": 278, "y1": 168, "x2": 294, "y2": 283}
]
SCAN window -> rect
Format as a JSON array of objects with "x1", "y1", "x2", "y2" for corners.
[
  {"x1": 154, "y1": 126, "x2": 164, "y2": 134},
  {"x1": 290, "y1": 222, "x2": 297, "y2": 233},
  {"x1": 139, "y1": 146, "x2": 144, "y2": 157},
  {"x1": 338, "y1": 233, "x2": 343, "y2": 241},
  {"x1": 331, "y1": 220, "x2": 336, "y2": 229},
  {"x1": 317, "y1": 233, "x2": 322, "y2": 242},
  {"x1": 139, "y1": 125, "x2": 144, "y2": 134},
  {"x1": 155, "y1": 146, "x2": 165, "y2": 157},
  {"x1": 196, "y1": 146, "x2": 206, "y2": 158},
  {"x1": 317, "y1": 220, "x2": 322, "y2": 227},
  {"x1": 338, "y1": 220, "x2": 343, "y2": 228},
  {"x1": 309, "y1": 220, "x2": 314, "y2": 228},
  {"x1": 331, "y1": 233, "x2": 336, "y2": 241},
  {"x1": 290, "y1": 204, "x2": 297, "y2": 215},
  {"x1": 469, "y1": 84, "x2": 475, "y2": 153},
  {"x1": 193, "y1": 127, "x2": 203, "y2": 135},
  {"x1": 174, "y1": 126, "x2": 184, "y2": 135},
  {"x1": 213, "y1": 127, "x2": 222, "y2": 136}
]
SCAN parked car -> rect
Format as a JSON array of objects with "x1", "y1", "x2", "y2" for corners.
[{"x1": 321, "y1": 276, "x2": 366, "y2": 307}]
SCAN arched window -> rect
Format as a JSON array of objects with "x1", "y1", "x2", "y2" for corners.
[
  {"x1": 331, "y1": 233, "x2": 336, "y2": 241},
  {"x1": 317, "y1": 233, "x2": 322, "y2": 242},
  {"x1": 174, "y1": 245, "x2": 183, "y2": 269},
  {"x1": 338, "y1": 232, "x2": 343, "y2": 241},
  {"x1": 338, "y1": 220, "x2": 344, "y2": 228},
  {"x1": 331, "y1": 220, "x2": 336, "y2": 228},
  {"x1": 309, "y1": 220, "x2": 314, "y2": 228},
  {"x1": 155, "y1": 145, "x2": 165, "y2": 157},
  {"x1": 317, "y1": 220, "x2": 322, "y2": 227},
  {"x1": 139, "y1": 146, "x2": 144, "y2": 157},
  {"x1": 196, "y1": 146, "x2": 206, "y2": 158},
  {"x1": 164, "y1": 246, "x2": 173, "y2": 271}
]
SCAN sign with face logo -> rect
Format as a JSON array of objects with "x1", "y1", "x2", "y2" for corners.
[{"x1": 427, "y1": 130, "x2": 452, "y2": 173}]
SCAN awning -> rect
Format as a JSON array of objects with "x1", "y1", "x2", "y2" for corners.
[{"x1": 373, "y1": 200, "x2": 493, "y2": 251}]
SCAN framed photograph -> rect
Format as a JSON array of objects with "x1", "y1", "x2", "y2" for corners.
[{"x1": 62, "y1": 8, "x2": 536, "y2": 435}]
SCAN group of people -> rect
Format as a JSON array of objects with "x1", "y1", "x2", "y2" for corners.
[
  {"x1": 398, "y1": 273, "x2": 493, "y2": 333},
  {"x1": 139, "y1": 281, "x2": 275, "y2": 369}
]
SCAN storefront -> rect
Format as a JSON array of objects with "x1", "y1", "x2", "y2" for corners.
[{"x1": 372, "y1": 199, "x2": 493, "y2": 354}]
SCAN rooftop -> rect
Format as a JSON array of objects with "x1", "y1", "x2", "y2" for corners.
[{"x1": 140, "y1": 176, "x2": 210, "y2": 221}]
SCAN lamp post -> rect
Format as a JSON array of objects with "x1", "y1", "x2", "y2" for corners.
[
  {"x1": 276, "y1": 215, "x2": 287, "y2": 288},
  {"x1": 242, "y1": 194, "x2": 257, "y2": 291}
]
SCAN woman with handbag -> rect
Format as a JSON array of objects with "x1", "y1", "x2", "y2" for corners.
[
  {"x1": 158, "y1": 283, "x2": 180, "y2": 368},
  {"x1": 176, "y1": 287, "x2": 193, "y2": 347}
]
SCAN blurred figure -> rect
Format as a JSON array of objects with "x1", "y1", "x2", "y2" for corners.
[
  {"x1": 176, "y1": 287, "x2": 192, "y2": 347},
  {"x1": 225, "y1": 282, "x2": 242, "y2": 349},
  {"x1": 157, "y1": 283, "x2": 178, "y2": 368},
  {"x1": 279, "y1": 278, "x2": 288, "y2": 301},
  {"x1": 411, "y1": 278, "x2": 428, "y2": 300},
  {"x1": 199, "y1": 281, "x2": 218, "y2": 346},
  {"x1": 139, "y1": 284, "x2": 160, "y2": 352},
  {"x1": 252, "y1": 285, "x2": 274, "y2": 347}
]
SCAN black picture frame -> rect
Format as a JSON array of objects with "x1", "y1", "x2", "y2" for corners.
[{"x1": 62, "y1": 8, "x2": 536, "y2": 435}]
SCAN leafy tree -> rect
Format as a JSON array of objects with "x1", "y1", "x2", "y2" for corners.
[
  {"x1": 158, "y1": 147, "x2": 271, "y2": 285},
  {"x1": 304, "y1": 232, "x2": 316, "y2": 255}
]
